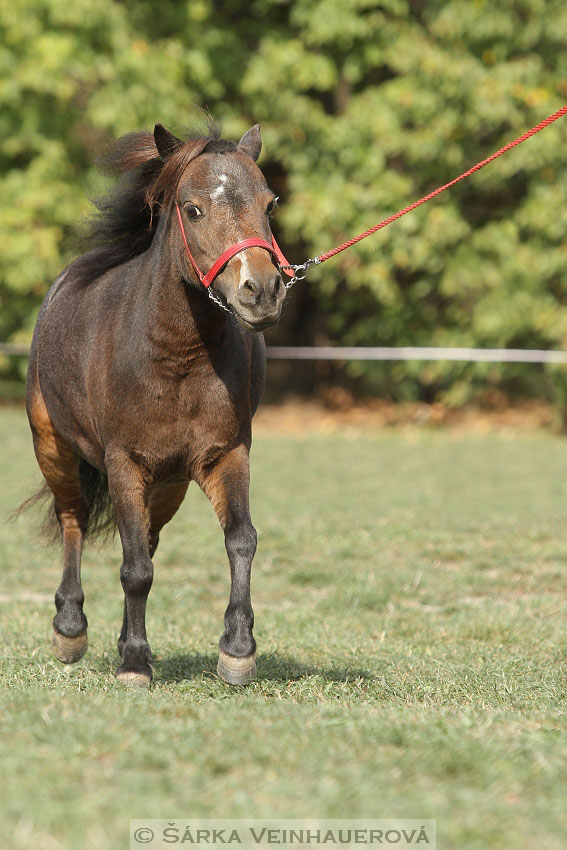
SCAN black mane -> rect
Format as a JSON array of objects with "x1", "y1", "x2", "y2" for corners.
[{"x1": 71, "y1": 125, "x2": 236, "y2": 287}]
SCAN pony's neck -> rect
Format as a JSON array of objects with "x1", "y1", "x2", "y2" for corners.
[{"x1": 145, "y1": 211, "x2": 228, "y2": 358}]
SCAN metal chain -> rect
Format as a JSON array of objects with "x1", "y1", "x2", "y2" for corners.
[
  {"x1": 207, "y1": 257, "x2": 321, "y2": 314},
  {"x1": 207, "y1": 287, "x2": 232, "y2": 313}
]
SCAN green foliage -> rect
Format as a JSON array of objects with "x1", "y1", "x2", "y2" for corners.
[{"x1": 1, "y1": 0, "x2": 566, "y2": 402}]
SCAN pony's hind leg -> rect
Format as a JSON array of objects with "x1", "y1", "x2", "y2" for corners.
[
  {"x1": 27, "y1": 388, "x2": 89, "y2": 663},
  {"x1": 198, "y1": 444, "x2": 257, "y2": 686}
]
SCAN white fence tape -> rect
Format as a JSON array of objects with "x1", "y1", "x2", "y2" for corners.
[
  {"x1": 265, "y1": 346, "x2": 567, "y2": 363},
  {"x1": 1, "y1": 343, "x2": 566, "y2": 364}
]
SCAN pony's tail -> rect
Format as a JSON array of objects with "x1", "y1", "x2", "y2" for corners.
[
  {"x1": 13, "y1": 482, "x2": 61, "y2": 544},
  {"x1": 14, "y1": 460, "x2": 116, "y2": 542},
  {"x1": 78, "y1": 459, "x2": 116, "y2": 540}
]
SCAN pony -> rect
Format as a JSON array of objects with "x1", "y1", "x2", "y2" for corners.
[{"x1": 25, "y1": 121, "x2": 287, "y2": 687}]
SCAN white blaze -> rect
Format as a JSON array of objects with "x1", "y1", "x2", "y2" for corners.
[
  {"x1": 210, "y1": 173, "x2": 229, "y2": 200},
  {"x1": 239, "y1": 251, "x2": 252, "y2": 286}
]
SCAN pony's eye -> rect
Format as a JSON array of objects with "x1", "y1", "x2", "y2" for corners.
[
  {"x1": 184, "y1": 203, "x2": 202, "y2": 219},
  {"x1": 267, "y1": 197, "x2": 279, "y2": 217}
]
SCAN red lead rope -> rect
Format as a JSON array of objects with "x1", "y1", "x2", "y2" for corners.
[
  {"x1": 313, "y1": 104, "x2": 567, "y2": 266},
  {"x1": 176, "y1": 105, "x2": 566, "y2": 294}
]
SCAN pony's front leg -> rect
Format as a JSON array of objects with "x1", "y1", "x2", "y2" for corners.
[
  {"x1": 200, "y1": 444, "x2": 257, "y2": 685},
  {"x1": 106, "y1": 453, "x2": 154, "y2": 688}
]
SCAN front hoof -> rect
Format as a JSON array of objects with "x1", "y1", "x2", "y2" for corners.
[
  {"x1": 51, "y1": 627, "x2": 88, "y2": 664},
  {"x1": 217, "y1": 650, "x2": 256, "y2": 686},
  {"x1": 115, "y1": 670, "x2": 152, "y2": 689}
]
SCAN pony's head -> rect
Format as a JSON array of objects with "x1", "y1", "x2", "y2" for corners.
[{"x1": 151, "y1": 123, "x2": 286, "y2": 331}]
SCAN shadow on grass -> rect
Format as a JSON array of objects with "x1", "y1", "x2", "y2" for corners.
[{"x1": 153, "y1": 651, "x2": 373, "y2": 685}]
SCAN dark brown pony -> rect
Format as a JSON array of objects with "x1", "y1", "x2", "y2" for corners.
[{"x1": 25, "y1": 122, "x2": 286, "y2": 687}]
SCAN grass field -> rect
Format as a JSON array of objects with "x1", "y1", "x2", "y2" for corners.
[{"x1": 0, "y1": 405, "x2": 566, "y2": 850}]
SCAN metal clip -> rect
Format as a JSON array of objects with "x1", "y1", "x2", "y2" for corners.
[{"x1": 281, "y1": 256, "x2": 321, "y2": 290}]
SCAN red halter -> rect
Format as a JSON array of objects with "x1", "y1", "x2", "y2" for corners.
[{"x1": 174, "y1": 202, "x2": 294, "y2": 289}]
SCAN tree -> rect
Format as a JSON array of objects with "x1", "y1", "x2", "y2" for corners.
[{"x1": 1, "y1": 0, "x2": 566, "y2": 403}]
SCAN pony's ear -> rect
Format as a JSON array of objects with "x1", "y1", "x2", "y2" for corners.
[
  {"x1": 237, "y1": 124, "x2": 262, "y2": 161},
  {"x1": 153, "y1": 124, "x2": 183, "y2": 161}
]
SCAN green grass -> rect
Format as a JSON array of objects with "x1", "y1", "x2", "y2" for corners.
[{"x1": 0, "y1": 405, "x2": 566, "y2": 850}]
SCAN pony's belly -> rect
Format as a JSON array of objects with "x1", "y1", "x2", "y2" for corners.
[{"x1": 35, "y1": 365, "x2": 105, "y2": 471}]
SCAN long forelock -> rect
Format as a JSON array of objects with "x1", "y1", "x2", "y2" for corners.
[
  {"x1": 146, "y1": 137, "x2": 210, "y2": 209},
  {"x1": 146, "y1": 137, "x2": 239, "y2": 208}
]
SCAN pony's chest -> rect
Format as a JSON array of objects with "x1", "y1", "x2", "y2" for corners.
[{"x1": 136, "y1": 376, "x2": 247, "y2": 478}]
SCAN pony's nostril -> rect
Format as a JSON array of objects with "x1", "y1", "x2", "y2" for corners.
[
  {"x1": 243, "y1": 280, "x2": 258, "y2": 295},
  {"x1": 273, "y1": 277, "x2": 281, "y2": 297}
]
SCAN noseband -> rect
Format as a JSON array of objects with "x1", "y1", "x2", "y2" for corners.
[{"x1": 174, "y1": 202, "x2": 294, "y2": 290}]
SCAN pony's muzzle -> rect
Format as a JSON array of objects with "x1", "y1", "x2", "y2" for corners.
[
  {"x1": 237, "y1": 270, "x2": 283, "y2": 305},
  {"x1": 232, "y1": 269, "x2": 285, "y2": 330}
]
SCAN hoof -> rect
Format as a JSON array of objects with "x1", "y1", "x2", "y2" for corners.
[
  {"x1": 217, "y1": 650, "x2": 256, "y2": 686},
  {"x1": 115, "y1": 671, "x2": 152, "y2": 689},
  {"x1": 51, "y1": 628, "x2": 88, "y2": 664}
]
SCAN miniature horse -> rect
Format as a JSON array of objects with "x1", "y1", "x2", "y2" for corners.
[{"x1": 25, "y1": 123, "x2": 286, "y2": 687}]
